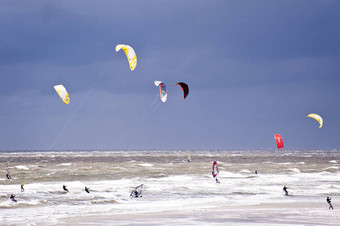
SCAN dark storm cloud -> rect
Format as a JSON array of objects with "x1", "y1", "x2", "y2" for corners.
[{"x1": 0, "y1": 0, "x2": 339, "y2": 150}]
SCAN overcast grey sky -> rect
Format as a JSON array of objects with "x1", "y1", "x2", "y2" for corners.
[{"x1": 0, "y1": 0, "x2": 339, "y2": 151}]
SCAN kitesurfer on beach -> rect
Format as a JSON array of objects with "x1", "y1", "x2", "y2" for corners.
[
  {"x1": 63, "y1": 185, "x2": 69, "y2": 192},
  {"x1": 283, "y1": 186, "x2": 288, "y2": 196},
  {"x1": 327, "y1": 196, "x2": 334, "y2": 210},
  {"x1": 10, "y1": 194, "x2": 17, "y2": 202},
  {"x1": 21, "y1": 183, "x2": 24, "y2": 192},
  {"x1": 85, "y1": 187, "x2": 90, "y2": 193}
]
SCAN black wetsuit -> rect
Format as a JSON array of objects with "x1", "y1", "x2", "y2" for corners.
[
  {"x1": 21, "y1": 184, "x2": 24, "y2": 192},
  {"x1": 85, "y1": 187, "x2": 90, "y2": 193},
  {"x1": 6, "y1": 173, "x2": 11, "y2": 180},
  {"x1": 327, "y1": 197, "x2": 334, "y2": 210},
  {"x1": 63, "y1": 185, "x2": 69, "y2": 192},
  {"x1": 10, "y1": 194, "x2": 17, "y2": 202},
  {"x1": 283, "y1": 186, "x2": 288, "y2": 196},
  {"x1": 130, "y1": 190, "x2": 141, "y2": 198}
]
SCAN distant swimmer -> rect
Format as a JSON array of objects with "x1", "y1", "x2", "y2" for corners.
[
  {"x1": 85, "y1": 187, "x2": 90, "y2": 193},
  {"x1": 327, "y1": 196, "x2": 334, "y2": 210},
  {"x1": 21, "y1": 183, "x2": 24, "y2": 192},
  {"x1": 63, "y1": 185, "x2": 69, "y2": 192},
  {"x1": 10, "y1": 194, "x2": 17, "y2": 202},
  {"x1": 283, "y1": 186, "x2": 288, "y2": 196}
]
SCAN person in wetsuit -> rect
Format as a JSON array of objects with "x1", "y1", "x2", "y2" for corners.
[
  {"x1": 6, "y1": 173, "x2": 12, "y2": 180},
  {"x1": 21, "y1": 183, "x2": 24, "y2": 192},
  {"x1": 283, "y1": 186, "x2": 288, "y2": 196},
  {"x1": 85, "y1": 187, "x2": 90, "y2": 193},
  {"x1": 327, "y1": 196, "x2": 334, "y2": 210},
  {"x1": 10, "y1": 194, "x2": 17, "y2": 202},
  {"x1": 63, "y1": 185, "x2": 69, "y2": 192}
]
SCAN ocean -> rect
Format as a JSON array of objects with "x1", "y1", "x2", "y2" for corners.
[{"x1": 0, "y1": 150, "x2": 339, "y2": 225}]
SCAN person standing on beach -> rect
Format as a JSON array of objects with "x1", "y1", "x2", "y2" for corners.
[
  {"x1": 327, "y1": 196, "x2": 334, "y2": 210},
  {"x1": 283, "y1": 186, "x2": 288, "y2": 196}
]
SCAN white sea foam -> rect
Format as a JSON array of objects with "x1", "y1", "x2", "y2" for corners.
[
  {"x1": 15, "y1": 165, "x2": 29, "y2": 170},
  {"x1": 59, "y1": 163, "x2": 72, "y2": 166},
  {"x1": 0, "y1": 150, "x2": 340, "y2": 225}
]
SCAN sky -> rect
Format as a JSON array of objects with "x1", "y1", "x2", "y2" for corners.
[{"x1": 0, "y1": 0, "x2": 339, "y2": 151}]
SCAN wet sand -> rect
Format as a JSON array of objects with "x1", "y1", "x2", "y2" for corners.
[{"x1": 62, "y1": 201, "x2": 340, "y2": 225}]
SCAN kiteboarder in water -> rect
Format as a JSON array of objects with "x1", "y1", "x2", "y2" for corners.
[
  {"x1": 63, "y1": 185, "x2": 69, "y2": 192},
  {"x1": 85, "y1": 187, "x2": 90, "y2": 193},
  {"x1": 10, "y1": 194, "x2": 17, "y2": 202},
  {"x1": 327, "y1": 196, "x2": 334, "y2": 210},
  {"x1": 21, "y1": 183, "x2": 24, "y2": 192},
  {"x1": 6, "y1": 173, "x2": 11, "y2": 180},
  {"x1": 5, "y1": 165, "x2": 12, "y2": 180},
  {"x1": 130, "y1": 184, "x2": 145, "y2": 198},
  {"x1": 255, "y1": 170, "x2": 258, "y2": 174},
  {"x1": 283, "y1": 186, "x2": 288, "y2": 196},
  {"x1": 212, "y1": 161, "x2": 220, "y2": 183}
]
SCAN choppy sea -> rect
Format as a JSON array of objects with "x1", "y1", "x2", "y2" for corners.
[{"x1": 1, "y1": 149, "x2": 339, "y2": 225}]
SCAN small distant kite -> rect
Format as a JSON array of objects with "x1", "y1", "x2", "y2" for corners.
[
  {"x1": 115, "y1": 44, "x2": 137, "y2": 71},
  {"x1": 274, "y1": 134, "x2": 284, "y2": 149},
  {"x1": 307, "y1": 113, "x2": 323, "y2": 128},
  {"x1": 175, "y1": 82, "x2": 189, "y2": 99},
  {"x1": 154, "y1": 81, "x2": 167, "y2": 102},
  {"x1": 54, "y1": 85, "x2": 70, "y2": 104}
]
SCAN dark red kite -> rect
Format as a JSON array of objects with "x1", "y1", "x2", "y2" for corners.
[{"x1": 175, "y1": 82, "x2": 189, "y2": 99}]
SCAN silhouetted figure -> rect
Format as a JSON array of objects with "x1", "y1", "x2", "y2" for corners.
[
  {"x1": 63, "y1": 185, "x2": 69, "y2": 192},
  {"x1": 255, "y1": 170, "x2": 258, "y2": 174},
  {"x1": 283, "y1": 186, "x2": 288, "y2": 196},
  {"x1": 6, "y1": 173, "x2": 12, "y2": 180},
  {"x1": 131, "y1": 190, "x2": 139, "y2": 197},
  {"x1": 85, "y1": 187, "x2": 90, "y2": 193},
  {"x1": 10, "y1": 194, "x2": 17, "y2": 202},
  {"x1": 327, "y1": 196, "x2": 334, "y2": 210},
  {"x1": 21, "y1": 183, "x2": 24, "y2": 192},
  {"x1": 215, "y1": 178, "x2": 220, "y2": 183}
]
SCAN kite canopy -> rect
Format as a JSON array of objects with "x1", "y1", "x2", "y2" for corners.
[
  {"x1": 307, "y1": 113, "x2": 323, "y2": 128},
  {"x1": 54, "y1": 85, "x2": 70, "y2": 104},
  {"x1": 212, "y1": 161, "x2": 219, "y2": 178},
  {"x1": 154, "y1": 81, "x2": 167, "y2": 102},
  {"x1": 115, "y1": 44, "x2": 137, "y2": 71},
  {"x1": 274, "y1": 134, "x2": 284, "y2": 149},
  {"x1": 175, "y1": 82, "x2": 189, "y2": 99}
]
